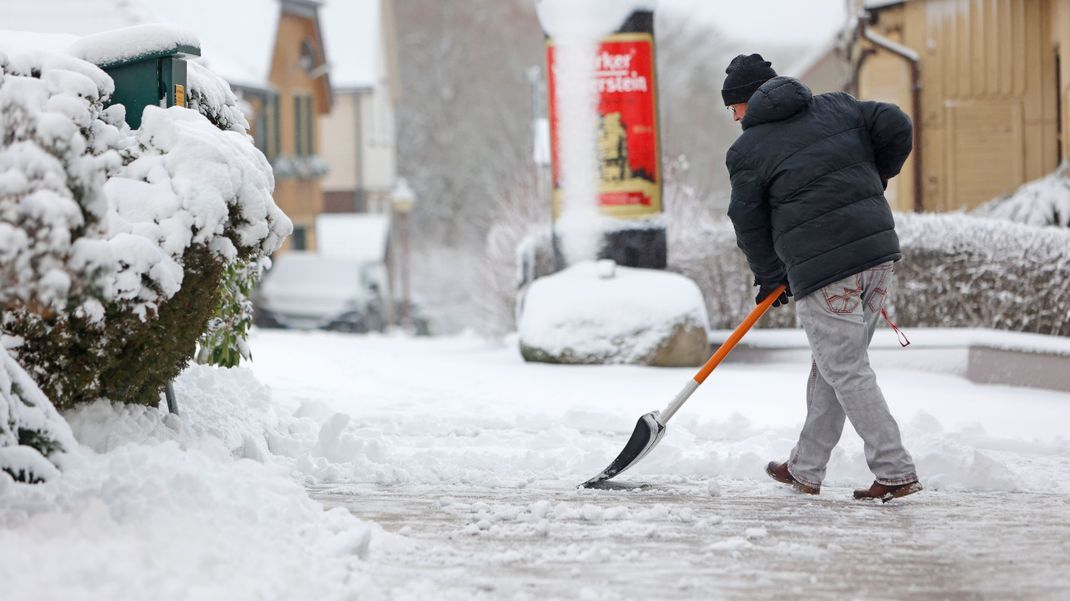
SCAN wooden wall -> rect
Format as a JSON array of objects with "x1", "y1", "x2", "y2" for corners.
[{"x1": 862, "y1": 0, "x2": 1063, "y2": 212}]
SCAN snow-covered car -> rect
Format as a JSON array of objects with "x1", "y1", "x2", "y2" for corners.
[{"x1": 253, "y1": 252, "x2": 387, "y2": 333}]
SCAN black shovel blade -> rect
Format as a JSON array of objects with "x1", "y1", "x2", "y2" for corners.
[{"x1": 580, "y1": 411, "x2": 666, "y2": 488}]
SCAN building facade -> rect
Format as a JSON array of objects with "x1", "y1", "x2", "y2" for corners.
[
  {"x1": 852, "y1": 0, "x2": 1070, "y2": 213},
  {"x1": 317, "y1": 0, "x2": 401, "y2": 216}
]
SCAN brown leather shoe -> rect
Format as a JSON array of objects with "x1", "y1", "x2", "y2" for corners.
[
  {"x1": 765, "y1": 461, "x2": 820, "y2": 495},
  {"x1": 853, "y1": 480, "x2": 923, "y2": 503}
]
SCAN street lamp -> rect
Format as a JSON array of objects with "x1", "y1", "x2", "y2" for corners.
[{"x1": 391, "y1": 178, "x2": 416, "y2": 330}]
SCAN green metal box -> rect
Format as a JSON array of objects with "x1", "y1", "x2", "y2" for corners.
[{"x1": 99, "y1": 43, "x2": 200, "y2": 129}]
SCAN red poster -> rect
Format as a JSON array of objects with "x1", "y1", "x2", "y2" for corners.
[{"x1": 547, "y1": 33, "x2": 662, "y2": 219}]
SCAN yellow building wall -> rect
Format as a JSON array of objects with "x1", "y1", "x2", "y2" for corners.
[
  {"x1": 1054, "y1": 0, "x2": 1070, "y2": 164},
  {"x1": 862, "y1": 0, "x2": 1061, "y2": 212},
  {"x1": 858, "y1": 7, "x2": 916, "y2": 213},
  {"x1": 269, "y1": 11, "x2": 331, "y2": 252}
]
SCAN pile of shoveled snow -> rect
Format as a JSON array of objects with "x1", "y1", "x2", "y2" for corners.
[
  {"x1": 0, "y1": 365, "x2": 408, "y2": 601},
  {"x1": 0, "y1": 345, "x2": 77, "y2": 483}
]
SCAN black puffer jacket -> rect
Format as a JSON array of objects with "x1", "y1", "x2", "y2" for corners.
[{"x1": 725, "y1": 76, "x2": 912, "y2": 299}]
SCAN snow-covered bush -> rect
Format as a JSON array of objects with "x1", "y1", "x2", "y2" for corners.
[
  {"x1": 667, "y1": 183, "x2": 796, "y2": 329},
  {"x1": 0, "y1": 345, "x2": 77, "y2": 483},
  {"x1": 479, "y1": 170, "x2": 553, "y2": 334},
  {"x1": 669, "y1": 204, "x2": 1070, "y2": 336},
  {"x1": 895, "y1": 213, "x2": 1070, "y2": 336},
  {"x1": 975, "y1": 161, "x2": 1070, "y2": 228},
  {"x1": 196, "y1": 258, "x2": 264, "y2": 368},
  {"x1": 0, "y1": 43, "x2": 290, "y2": 410}
]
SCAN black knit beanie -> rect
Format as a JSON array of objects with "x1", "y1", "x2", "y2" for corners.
[{"x1": 721, "y1": 54, "x2": 777, "y2": 105}]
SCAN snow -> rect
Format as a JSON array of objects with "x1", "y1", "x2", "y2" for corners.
[
  {"x1": 65, "y1": 23, "x2": 199, "y2": 68},
  {"x1": 80, "y1": 103, "x2": 289, "y2": 317},
  {"x1": 0, "y1": 346, "x2": 77, "y2": 483},
  {"x1": 535, "y1": 0, "x2": 656, "y2": 39},
  {"x1": 316, "y1": 213, "x2": 391, "y2": 264},
  {"x1": 518, "y1": 261, "x2": 708, "y2": 363},
  {"x1": 2, "y1": 329, "x2": 1070, "y2": 598},
  {"x1": 724, "y1": 326, "x2": 1070, "y2": 357},
  {"x1": 546, "y1": 28, "x2": 601, "y2": 264},
  {"x1": 976, "y1": 161, "x2": 1070, "y2": 227},
  {"x1": 320, "y1": 0, "x2": 380, "y2": 90},
  {"x1": 0, "y1": 42, "x2": 121, "y2": 313},
  {"x1": 864, "y1": 27, "x2": 920, "y2": 62},
  {"x1": 237, "y1": 331, "x2": 1070, "y2": 494},
  {"x1": 1, "y1": 364, "x2": 395, "y2": 601},
  {"x1": 1, "y1": 38, "x2": 287, "y2": 324},
  {"x1": 536, "y1": 1, "x2": 659, "y2": 265}
]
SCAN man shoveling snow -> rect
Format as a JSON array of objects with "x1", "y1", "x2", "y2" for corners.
[{"x1": 722, "y1": 54, "x2": 922, "y2": 502}]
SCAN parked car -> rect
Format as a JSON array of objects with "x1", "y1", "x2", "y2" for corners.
[{"x1": 253, "y1": 251, "x2": 387, "y2": 333}]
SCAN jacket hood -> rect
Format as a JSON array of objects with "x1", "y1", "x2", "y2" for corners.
[{"x1": 741, "y1": 76, "x2": 813, "y2": 130}]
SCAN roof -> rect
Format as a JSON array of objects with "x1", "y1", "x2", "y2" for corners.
[
  {"x1": 319, "y1": 0, "x2": 379, "y2": 89},
  {"x1": 0, "y1": 0, "x2": 280, "y2": 89},
  {"x1": 865, "y1": 0, "x2": 906, "y2": 10},
  {"x1": 315, "y1": 213, "x2": 391, "y2": 264}
]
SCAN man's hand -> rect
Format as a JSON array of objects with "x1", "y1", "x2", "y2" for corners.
[{"x1": 756, "y1": 282, "x2": 792, "y2": 307}]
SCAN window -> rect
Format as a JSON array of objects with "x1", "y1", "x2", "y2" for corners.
[
  {"x1": 253, "y1": 95, "x2": 268, "y2": 154},
  {"x1": 293, "y1": 93, "x2": 303, "y2": 157},
  {"x1": 299, "y1": 41, "x2": 316, "y2": 73},
  {"x1": 290, "y1": 226, "x2": 307, "y2": 250},
  {"x1": 304, "y1": 95, "x2": 314, "y2": 155},
  {"x1": 293, "y1": 93, "x2": 314, "y2": 157},
  {"x1": 270, "y1": 94, "x2": 280, "y2": 160}
]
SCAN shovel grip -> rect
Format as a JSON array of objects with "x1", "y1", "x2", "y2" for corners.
[{"x1": 694, "y1": 284, "x2": 785, "y2": 385}]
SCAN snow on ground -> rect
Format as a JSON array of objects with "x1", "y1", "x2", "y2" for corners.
[
  {"x1": 0, "y1": 364, "x2": 407, "y2": 601},
  {"x1": 3, "y1": 329, "x2": 1070, "y2": 600},
  {"x1": 242, "y1": 330, "x2": 1070, "y2": 599},
  {"x1": 247, "y1": 330, "x2": 1070, "y2": 494}
]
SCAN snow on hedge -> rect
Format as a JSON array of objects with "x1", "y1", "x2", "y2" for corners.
[
  {"x1": 0, "y1": 45, "x2": 123, "y2": 316},
  {"x1": 1, "y1": 39, "x2": 289, "y2": 322},
  {"x1": 666, "y1": 190, "x2": 1070, "y2": 336},
  {"x1": 975, "y1": 161, "x2": 1070, "y2": 228},
  {"x1": 0, "y1": 344, "x2": 76, "y2": 483}
]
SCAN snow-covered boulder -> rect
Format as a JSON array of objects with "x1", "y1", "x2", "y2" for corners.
[
  {"x1": 0, "y1": 345, "x2": 76, "y2": 483},
  {"x1": 518, "y1": 260, "x2": 709, "y2": 366}
]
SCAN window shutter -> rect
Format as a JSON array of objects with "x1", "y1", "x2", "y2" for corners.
[
  {"x1": 294, "y1": 93, "x2": 303, "y2": 157},
  {"x1": 304, "y1": 95, "x2": 314, "y2": 157}
]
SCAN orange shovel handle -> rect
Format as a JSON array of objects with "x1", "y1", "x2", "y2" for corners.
[{"x1": 693, "y1": 284, "x2": 786, "y2": 385}]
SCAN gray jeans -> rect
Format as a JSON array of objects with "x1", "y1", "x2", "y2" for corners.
[{"x1": 788, "y1": 262, "x2": 918, "y2": 487}]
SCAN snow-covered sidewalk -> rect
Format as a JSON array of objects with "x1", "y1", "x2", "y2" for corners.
[{"x1": 254, "y1": 330, "x2": 1068, "y2": 599}]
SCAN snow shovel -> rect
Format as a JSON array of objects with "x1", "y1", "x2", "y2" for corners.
[{"x1": 580, "y1": 285, "x2": 787, "y2": 489}]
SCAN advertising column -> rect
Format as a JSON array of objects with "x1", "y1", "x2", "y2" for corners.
[{"x1": 546, "y1": 9, "x2": 666, "y2": 269}]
